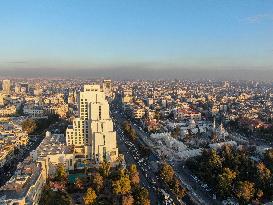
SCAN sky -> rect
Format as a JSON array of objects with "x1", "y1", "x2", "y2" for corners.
[{"x1": 0, "y1": 0, "x2": 273, "y2": 74}]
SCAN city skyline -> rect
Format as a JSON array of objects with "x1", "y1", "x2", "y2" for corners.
[{"x1": 0, "y1": 0, "x2": 273, "y2": 73}]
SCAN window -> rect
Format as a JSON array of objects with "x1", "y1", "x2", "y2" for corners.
[
  {"x1": 99, "y1": 105, "x2": 102, "y2": 120},
  {"x1": 103, "y1": 147, "x2": 106, "y2": 159}
]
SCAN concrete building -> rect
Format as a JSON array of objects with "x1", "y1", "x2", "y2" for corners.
[
  {"x1": 103, "y1": 79, "x2": 112, "y2": 98},
  {"x1": 66, "y1": 85, "x2": 118, "y2": 164},
  {"x1": 0, "y1": 132, "x2": 73, "y2": 205},
  {"x1": 2, "y1": 80, "x2": 11, "y2": 94}
]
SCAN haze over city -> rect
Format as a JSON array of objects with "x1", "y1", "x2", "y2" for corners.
[{"x1": 0, "y1": 0, "x2": 273, "y2": 80}]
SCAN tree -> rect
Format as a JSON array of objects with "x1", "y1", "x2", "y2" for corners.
[
  {"x1": 22, "y1": 118, "x2": 37, "y2": 134},
  {"x1": 216, "y1": 168, "x2": 237, "y2": 197},
  {"x1": 129, "y1": 164, "x2": 138, "y2": 174},
  {"x1": 171, "y1": 179, "x2": 187, "y2": 199},
  {"x1": 208, "y1": 149, "x2": 222, "y2": 174},
  {"x1": 256, "y1": 189, "x2": 264, "y2": 201},
  {"x1": 83, "y1": 187, "x2": 97, "y2": 205},
  {"x1": 131, "y1": 171, "x2": 140, "y2": 185},
  {"x1": 92, "y1": 172, "x2": 104, "y2": 193},
  {"x1": 129, "y1": 164, "x2": 140, "y2": 185},
  {"x1": 99, "y1": 161, "x2": 111, "y2": 177},
  {"x1": 160, "y1": 162, "x2": 174, "y2": 184},
  {"x1": 123, "y1": 121, "x2": 131, "y2": 133},
  {"x1": 122, "y1": 121, "x2": 138, "y2": 141},
  {"x1": 235, "y1": 181, "x2": 255, "y2": 203},
  {"x1": 40, "y1": 187, "x2": 72, "y2": 205},
  {"x1": 112, "y1": 175, "x2": 131, "y2": 195},
  {"x1": 133, "y1": 186, "x2": 150, "y2": 205},
  {"x1": 119, "y1": 174, "x2": 132, "y2": 195},
  {"x1": 154, "y1": 111, "x2": 161, "y2": 120},
  {"x1": 121, "y1": 194, "x2": 134, "y2": 205},
  {"x1": 256, "y1": 162, "x2": 271, "y2": 187},
  {"x1": 83, "y1": 159, "x2": 89, "y2": 175},
  {"x1": 264, "y1": 149, "x2": 273, "y2": 170},
  {"x1": 55, "y1": 164, "x2": 67, "y2": 181},
  {"x1": 171, "y1": 126, "x2": 180, "y2": 139},
  {"x1": 222, "y1": 144, "x2": 234, "y2": 166},
  {"x1": 129, "y1": 128, "x2": 137, "y2": 141},
  {"x1": 75, "y1": 177, "x2": 84, "y2": 191},
  {"x1": 112, "y1": 179, "x2": 122, "y2": 195}
]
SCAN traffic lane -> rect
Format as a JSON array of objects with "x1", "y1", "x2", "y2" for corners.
[
  {"x1": 113, "y1": 111, "x2": 202, "y2": 205},
  {"x1": 116, "y1": 130, "x2": 158, "y2": 205},
  {"x1": 114, "y1": 117, "x2": 181, "y2": 205},
  {"x1": 0, "y1": 135, "x2": 43, "y2": 186},
  {"x1": 173, "y1": 163, "x2": 220, "y2": 205}
]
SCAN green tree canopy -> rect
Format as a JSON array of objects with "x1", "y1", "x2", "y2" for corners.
[
  {"x1": 208, "y1": 149, "x2": 222, "y2": 173},
  {"x1": 133, "y1": 186, "x2": 150, "y2": 205},
  {"x1": 22, "y1": 118, "x2": 37, "y2": 134},
  {"x1": 256, "y1": 162, "x2": 271, "y2": 188},
  {"x1": 216, "y1": 167, "x2": 237, "y2": 197},
  {"x1": 129, "y1": 164, "x2": 138, "y2": 175},
  {"x1": 160, "y1": 162, "x2": 174, "y2": 184},
  {"x1": 74, "y1": 177, "x2": 84, "y2": 191},
  {"x1": 55, "y1": 164, "x2": 67, "y2": 182},
  {"x1": 92, "y1": 172, "x2": 104, "y2": 193},
  {"x1": 235, "y1": 181, "x2": 255, "y2": 203},
  {"x1": 171, "y1": 178, "x2": 187, "y2": 199},
  {"x1": 121, "y1": 194, "x2": 134, "y2": 205},
  {"x1": 112, "y1": 174, "x2": 131, "y2": 195},
  {"x1": 99, "y1": 161, "x2": 111, "y2": 177},
  {"x1": 83, "y1": 187, "x2": 97, "y2": 205}
]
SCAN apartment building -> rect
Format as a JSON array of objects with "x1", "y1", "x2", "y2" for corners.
[{"x1": 66, "y1": 85, "x2": 118, "y2": 163}]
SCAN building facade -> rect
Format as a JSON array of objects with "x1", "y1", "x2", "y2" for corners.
[
  {"x1": 2, "y1": 80, "x2": 11, "y2": 94},
  {"x1": 66, "y1": 85, "x2": 118, "y2": 164}
]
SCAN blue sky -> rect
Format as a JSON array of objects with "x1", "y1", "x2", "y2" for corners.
[{"x1": 0, "y1": 0, "x2": 273, "y2": 70}]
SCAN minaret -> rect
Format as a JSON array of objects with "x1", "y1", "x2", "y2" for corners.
[
  {"x1": 213, "y1": 117, "x2": 216, "y2": 131},
  {"x1": 211, "y1": 117, "x2": 217, "y2": 142}
]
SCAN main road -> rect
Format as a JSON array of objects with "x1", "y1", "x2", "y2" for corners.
[
  {"x1": 110, "y1": 96, "x2": 220, "y2": 205},
  {"x1": 111, "y1": 100, "x2": 187, "y2": 205}
]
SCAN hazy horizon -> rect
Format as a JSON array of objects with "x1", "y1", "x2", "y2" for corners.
[
  {"x1": 0, "y1": 0, "x2": 273, "y2": 76},
  {"x1": 1, "y1": 68, "x2": 273, "y2": 81}
]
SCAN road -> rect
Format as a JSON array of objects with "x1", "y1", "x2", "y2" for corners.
[
  {"x1": 111, "y1": 100, "x2": 185, "y2": 205},
  {"x1": 110, "y1": 96, "x2": 220, "y2": 205},
  {"x1": 129, "y1": 118, "x2": 221, "y2": 205},
  {"x1": 0, "y1": 121, "x2": 62, "y2": 186},
  {"x1": 115, "y1": 124, "x2": 159, "y2": 205},
  {"x1": 0, "y1": 135, "x2": 43, "y2": 186}
]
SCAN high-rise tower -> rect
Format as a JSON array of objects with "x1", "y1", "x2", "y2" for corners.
[
  {"x1": 2, "y1": 80, "x2": 11, "y2": 94},
  {"x1": 103, "y1": 79, "x2": 112, "y2": 98},
  {"x1": 66, "y1": 85, "x2": 118, "y2": 163}
]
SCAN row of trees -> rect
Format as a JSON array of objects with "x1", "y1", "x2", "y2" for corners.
[
  {"x1": 122, "y1": 120, "x2": 151, "y2": 157},
  {"x1": 159, "y1": 162, "x2": 187, "y2": 199},
  {"x1": 70, "y1": 162, "x2": 149, "y2": 205},
  {"x1": 21, "y1": 114, "x2": 60, "y2": 134},
  {"x1": 186, "y1": 145, "x2": 273, "y2": 204},
  {"x1": 110, "y1": 164, "x2": 150, "y2": 205},
  {"x1": 40, "y1": 164, "x2": 71, "y2": 205},
  {"x1": 228, "y1": 118, "x2": 273, "y2": 142},
  {"x1": 122, "y1": 121, "x2": 138, "y2": 141}
]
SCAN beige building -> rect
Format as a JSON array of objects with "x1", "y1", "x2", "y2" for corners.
[
  {"x1": 0, "y1": 105, "x2": 17, "y2": 116},
  {"x1": 2, "y1": 80, "x2": 11, "y2": 94},
  {"x1": 66, "y1": 85, "x2": 118, "y2": 163},
  {"x1": 103, "y1": 79, "x2": 112, "y2": 98}
]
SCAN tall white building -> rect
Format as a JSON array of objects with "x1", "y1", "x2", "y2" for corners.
[
  {"x1": 66, "y1": 85, "x2": 118, "y2": 163},
  {"x1": 2, "y1": 79, "x2": 11, "y2": 94},
  {"x1": 103, "y1": 79, "x2": 112, "y2": 98}
]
